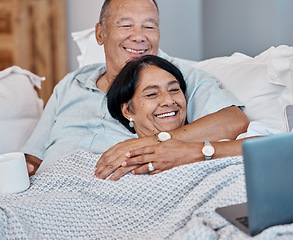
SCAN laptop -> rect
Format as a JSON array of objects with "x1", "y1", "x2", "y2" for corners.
[{"x1": 216, "y1": 132, "x2": 293, "y2": 236}]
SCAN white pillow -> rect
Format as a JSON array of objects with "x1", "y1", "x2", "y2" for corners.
[
  {"x1": 71, "y1": 28, "x2": 105, "y2": 66},
  {"x1": 72, "y1": 29, "x2": 293, "y2": 132},
  {"x1": 0, "y1": 66, "x2": 44, "y2": 154},
  {"x1": 285, "y1": 105, "x2": 293, "y2": 131},
  {"x1": 188, "y1": 45, "x2": 293, "y2": 132}
]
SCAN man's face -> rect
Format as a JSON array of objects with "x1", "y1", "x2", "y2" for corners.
[{"x1": 96, "y1": 0, "x2": 160, "y2": 78}]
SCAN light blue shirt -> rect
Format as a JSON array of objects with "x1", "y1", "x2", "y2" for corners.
[{"x1": 21, "y1": 51, "x2": 243, "y2": 172}]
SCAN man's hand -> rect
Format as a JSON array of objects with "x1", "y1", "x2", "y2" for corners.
[
  {"x1": 122, "y1": 139, "x2": 203, "y2": 175},
  {"x1": 94, "y1": 136, "x2": 157, "y2": 180},
  {"x1": 25, "y1": 154, "x2": 42, "y2": 177},
  {"x1": 26, "y1": 163, "x2": 34, "y2": 174}
]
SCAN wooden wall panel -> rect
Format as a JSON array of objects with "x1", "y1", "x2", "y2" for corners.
[{"x1": 0, "y1": 0, "x2": 68, "y2": 105}]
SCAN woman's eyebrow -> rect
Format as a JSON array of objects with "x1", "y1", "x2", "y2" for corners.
[
  {"x1": 168, "y1": 80, "x2": 180, "y2": 86},
  {"x1": 143, "y1": 80, "x2": 179, "y2": 92},
  {"x1": 143, "y1": 85, "x2": 159, "y2": 92}
]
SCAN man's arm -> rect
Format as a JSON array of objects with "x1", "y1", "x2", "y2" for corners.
[
  {"x1": 22, "y1": 78, "x2": 63, "y2": 176},
  {"x1": 94, "y1": 106, "x2": 249, "y2": 180},
  {"x1": 168, "y1": 106, "x2": 248, "y2": 142}
]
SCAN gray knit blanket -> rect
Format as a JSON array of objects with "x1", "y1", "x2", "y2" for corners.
[{"x1": 1, "y1": 150, "x2": 293, "y2": 239}]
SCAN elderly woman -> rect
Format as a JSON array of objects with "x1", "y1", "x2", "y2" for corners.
[{"x1": 104, "y1": 55, "x2": 247, "y2": 180}]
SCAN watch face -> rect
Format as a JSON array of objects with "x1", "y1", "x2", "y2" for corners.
[
  {"x1": 157, "y1": 132, "x2": 171, "y2": 142},
  {"x1": 202, "y1": 145, "x2": 215, "y2": 156}
]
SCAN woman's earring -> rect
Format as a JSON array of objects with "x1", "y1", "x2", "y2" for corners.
[{"x1": 129, "y1": 118, "x2": 134, "y2": 128}]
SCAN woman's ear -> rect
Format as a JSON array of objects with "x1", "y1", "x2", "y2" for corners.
[
  {"x1": 121, "y1": 102, "x2": 133, "y2": 121},
  {"x1": 95, "y1": 22, "x2": 105, "y2": 45}
]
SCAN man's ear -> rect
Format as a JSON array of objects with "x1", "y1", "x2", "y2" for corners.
[
  {"x1": 121, "y1": 102, "x2": 133, "y2": 121},
  {"x1": 95, "y1": 22, "x2": 105, "y2": 45}
]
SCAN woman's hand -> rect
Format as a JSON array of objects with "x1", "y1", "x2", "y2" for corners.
[
  {"x1": 94, "y1": 136, "x2": 157, "y2": 180},
  {"x1": 95, "y1": 137, "x2": 245, "y2": 179},
  {"x1": 122, "y1": 139, "x2": 203, "y2": 175}
]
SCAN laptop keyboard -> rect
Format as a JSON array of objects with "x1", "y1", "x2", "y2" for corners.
[{"x1": 236, "y1": 216, "x2": 249, "y2": 228}]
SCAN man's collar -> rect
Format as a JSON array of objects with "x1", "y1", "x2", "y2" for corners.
[{"x1": 75, "y1": 64, "x2": 106, "y2": 91}]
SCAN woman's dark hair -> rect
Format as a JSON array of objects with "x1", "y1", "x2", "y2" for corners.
[{"x1": 107, "y1": 55, "x2": 186, "y2": 133}]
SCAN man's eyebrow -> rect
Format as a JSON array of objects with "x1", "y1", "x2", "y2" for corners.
[
  {"x1": 116, "y1": 17, "x2": 158, "y2": 26},
  {"x1": 116, "y1": 17, "x2": 132, "y2": 24},
  {"x1": 144, "y1": 18, "x2": 159, "y2": 26}
]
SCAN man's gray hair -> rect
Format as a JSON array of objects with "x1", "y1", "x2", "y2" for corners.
[{"x1": 99, "y1": 0, "x2": 159, "y2": 27}]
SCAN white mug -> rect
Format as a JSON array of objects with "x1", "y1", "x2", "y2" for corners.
[{"x1": 0, "y1": 152, "x2": 30, "y2": 194}]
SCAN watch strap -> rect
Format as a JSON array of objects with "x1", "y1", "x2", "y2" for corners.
[{"x1": 205, "y1": 141, "x2": 212, "y2": 161}]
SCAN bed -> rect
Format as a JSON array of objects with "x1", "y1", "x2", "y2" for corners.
[{"x1": 1, "y1": 29, "x2": 293, "y2": 239}]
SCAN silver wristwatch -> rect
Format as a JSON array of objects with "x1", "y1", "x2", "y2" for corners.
[{"x1": 201, "y1": 141, "x2": 215, "y2": 160}]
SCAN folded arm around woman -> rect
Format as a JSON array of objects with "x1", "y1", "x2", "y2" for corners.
[{"x1": 95, "y1": 106, "x2": 249, "y2": 180}]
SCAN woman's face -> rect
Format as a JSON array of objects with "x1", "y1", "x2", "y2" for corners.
[{"x1": 122, "y1": 65, "x2": 187, "y2": 137}]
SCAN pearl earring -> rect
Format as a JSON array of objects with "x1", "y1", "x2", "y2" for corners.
[{"x1": 129, "y1": 118, "x2": 134, "y2": 128}]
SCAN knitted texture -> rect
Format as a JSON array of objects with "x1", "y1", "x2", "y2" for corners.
[{"x1": 1, "y1": 150, "x2": 293, "y2": 239}]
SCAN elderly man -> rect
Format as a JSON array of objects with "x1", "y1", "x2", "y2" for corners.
[{"x1": 24, "y1": 0, "x2": 249, "y2": 177}]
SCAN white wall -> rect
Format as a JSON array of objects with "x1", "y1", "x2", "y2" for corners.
[
  {"x1": 202, "y1": 0, "x2": 293, "y2": 59},
  {"x1": 157, "y1": 0, "x2": 202, "y2": 61},
  {"x1": 274, "y1": 0, "x2": 293, "y2": 46},
  {"x1": 66, "y1": 0, "x2": 103, "y2": 71}
]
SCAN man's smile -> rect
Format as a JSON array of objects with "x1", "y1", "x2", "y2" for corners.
[{"x1": 123, "y1": 47, "x2": 148, "y2": 54}]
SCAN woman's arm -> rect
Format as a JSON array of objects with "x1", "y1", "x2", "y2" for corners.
[
  {"x1": 121, "y1": 139, "x2": 241, "y2": 175},
  {"x1": 121, "y1": 138, "x2": 249, "y2": 176}
]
